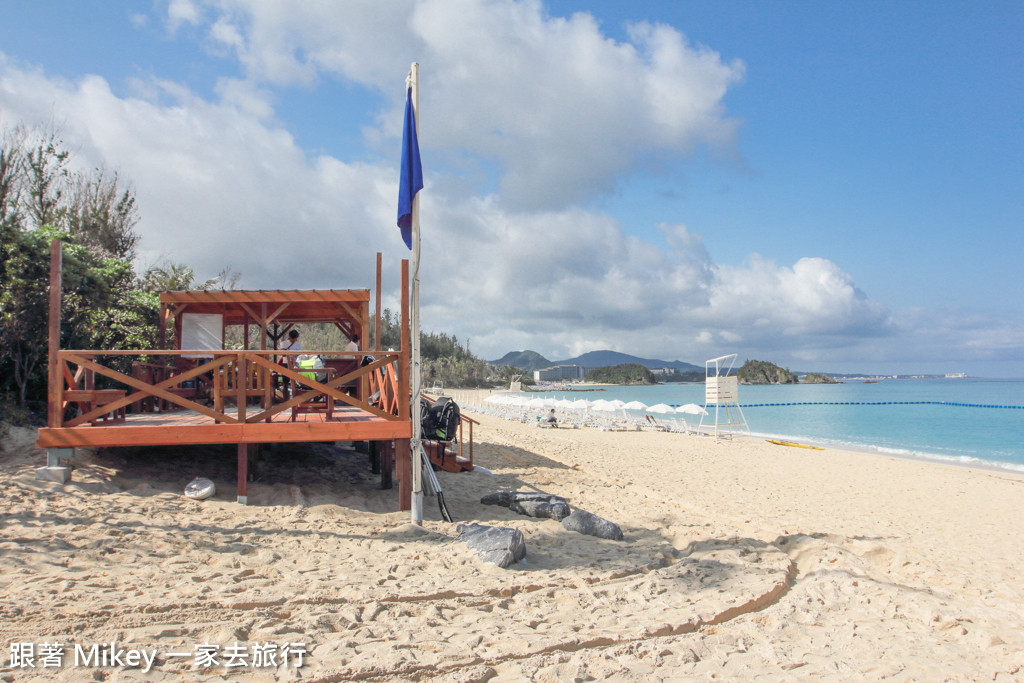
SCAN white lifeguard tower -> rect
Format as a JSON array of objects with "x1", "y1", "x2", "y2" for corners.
[{"x1": 699, "y1": 354, "x2": 750, "y2": 441}]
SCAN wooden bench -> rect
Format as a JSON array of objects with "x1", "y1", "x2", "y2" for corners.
[
  {"x1": 214, "y1": 362, "x2": 273, "y2": 415},
  {"x1": 290, "y1": 367, "x2": 338, "y2": 421},
  {"x1": 64, "y1": 389, "x2": 127, "y2": 424},
  {"x1": 323, "y1": 358, "x2": 359, "y2": 393}
]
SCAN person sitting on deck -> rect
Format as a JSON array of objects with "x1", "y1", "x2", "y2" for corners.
[
  {"x1": 276, "y1": 329, "x2": 303, "y2": 400},
  {"x1": 345, "y1": 333, "x2": 359, "y2": 353},
  {"x1": 279, "y1": 329, "x2": 302, "y2": 367}
]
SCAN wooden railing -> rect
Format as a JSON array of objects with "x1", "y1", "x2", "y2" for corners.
[{"x1": 54, "y1": 349, "x2": 407, "y2": 429}]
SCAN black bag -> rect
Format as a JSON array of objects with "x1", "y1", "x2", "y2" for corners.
[
  {"x1": 422, "y1": 397, "x2": 460, "y2": 442},
  {"x1": 419, "y1": 397, "x2": 433, "y2": 432}
]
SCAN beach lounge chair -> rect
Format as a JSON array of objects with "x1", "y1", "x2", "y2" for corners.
[{"x1": 644, "y1": 414, "x2": 671, "y2": 432}]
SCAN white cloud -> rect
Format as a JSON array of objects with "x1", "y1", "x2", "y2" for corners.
[
  {"x1": 181, "y1": 0, "x2": 744, "y2": 211},
  {"x1": 166, "y1": 0, "x2": 202, "y2": 30},
  {"x1": 707, "y1": 255, "x2": 891, "y2": 337}
]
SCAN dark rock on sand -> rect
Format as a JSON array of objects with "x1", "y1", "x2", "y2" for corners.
[
  {"x1": 561, "y1": 509, "x2": 624, "y2": 541},
  {"x1": 481, "y1": 490, "x2": 569, "y2": 508},
  {"x1": 456, "y1": 523, "x2": 527, "y2": 568},
  {"x1": 509, "y1": 499, "x2": 571, "y2": 521}
]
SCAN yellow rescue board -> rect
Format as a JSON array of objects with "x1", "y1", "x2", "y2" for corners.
[{"x1": 766, "y1": 439, "x2": 824, "y2": 450}]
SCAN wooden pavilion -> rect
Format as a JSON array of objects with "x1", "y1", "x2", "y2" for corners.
[{"x1": 35, "y1": 242, "x2": 472, "y2": 507}]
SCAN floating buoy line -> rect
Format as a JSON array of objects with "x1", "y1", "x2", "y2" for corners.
[{"x1": 686, "y1": 401, "x2": 1024, "y2": 410}]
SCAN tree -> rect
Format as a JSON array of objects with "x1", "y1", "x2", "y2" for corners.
[
  {"x1": 0, "y1": 127, "x2": 26, "y2": 229},
  {"x1": 24, "y1": 131, "x2": 70, "y2": 230},
  {"x1": 68, "y1": 168, "x2": 139, "y2": 260},
  {"x1": 492, "y1": 364, "x2": 529, "y2": 386},
  {"x1": 142, "y1": 262, "x2": 238, "y2": 292},
  {"x1": 369, "y1": 308, "x2": 402, "y2": 351}
]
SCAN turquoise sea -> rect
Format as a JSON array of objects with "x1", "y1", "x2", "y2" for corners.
[{"x1": 525, "y1": 378, "x2": 1024, "y2": 473}]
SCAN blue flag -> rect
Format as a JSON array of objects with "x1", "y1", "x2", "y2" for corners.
[{"x1": 397, "y1": 87, "x2": 423, "y2": 249}]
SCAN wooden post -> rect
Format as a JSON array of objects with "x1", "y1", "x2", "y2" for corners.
[
  {"x1": 237, "y1": 443, "x2": 248, "y2": 504},
  {"x1": 236, "y1": 353, "x2": 247, "y2": 423},
  {"x1": 381, "y1": 440, "x2": 393, "y2": 490},
  {"x1": 158, "y1": 303, "x2": 168, "y2": 349},
  {"x1": 47, "y1": 240, "x2": 62, "y2": 429},
  {"x1": 375, "y1": 252, "x2": 382, "y2": 352},
  {"x1": 396, "y1": 438, "x2": 410, "y2": 510},
  {"x1": 397, "y1": 260, "x2": 411, "y2": 510},
  {"x1": 261, "y1": 304, "x2": 271, "y2": 419}
]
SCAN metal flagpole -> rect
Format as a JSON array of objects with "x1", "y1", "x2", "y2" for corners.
[{"x1": 408, "y1": 62, "x2": 424, "y2": 524}]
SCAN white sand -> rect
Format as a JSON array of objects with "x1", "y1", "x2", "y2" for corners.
[{"x1": 1, "y1": 409, "x2": 1022, "y2": 681}]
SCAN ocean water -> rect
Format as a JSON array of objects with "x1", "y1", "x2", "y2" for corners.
[{"x1": 525, "y1": 378, "x2": 1024, "y2": 473}]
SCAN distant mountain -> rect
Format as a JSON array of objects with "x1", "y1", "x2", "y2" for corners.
[
  {"x1": 489, "y1": 349, "x2": 701, "y2": 374},
  {"x1": 489, "y1": 350, "x2": 552, "y2": 371},
  {"x1": 558, "y1": 351, "x2": 702, "y2": 373}
]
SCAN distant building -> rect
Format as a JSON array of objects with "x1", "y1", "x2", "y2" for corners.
[
  {"x1": 650, "y1": 367, "x2": 674, "y2": 376},
  {"x1": 533, "y1": 365, "x2": 587, "y2": 382}
]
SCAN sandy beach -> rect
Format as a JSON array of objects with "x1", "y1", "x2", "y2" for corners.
[{"x1": 2, "y1": 402, "x2": 1023, "y2": 681}]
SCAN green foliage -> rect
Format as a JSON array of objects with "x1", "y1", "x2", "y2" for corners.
[
  {"x1": 420, "y1": 327, "x2": 490, "y2": 387},
  {"x1": 736, "y1": 359, "x2": 798, "y2": 385},
  {"x1": 368, "y1": 308, "x2": 402, "y2": 351},
  {"x1": 585, "y1": 363, "x2": 657, "y2": 385},
  {"x1": 492, "y1": 364, "x2": 533, "y2": 387},
  {"x1": 142, "y1": 262, "x2": 240, "y2": 292},
  {"x1": 68, "y1": 168, "x2": 139, "y2": 260},
  {"x1": 0, "y1": 224, "x2": 132, "y2": 404},
  {"x1": 422, "y1": 355, "x2": 492, "y2": 389}
]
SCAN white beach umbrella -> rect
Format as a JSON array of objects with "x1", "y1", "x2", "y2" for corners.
[
  {"x1": 678, "y1": 403, "x2": 708, "y2": 416},
  {"x1": 508, "y1": 396, "x2": 529, "y2": 407},
  {"x1": 572, "y1": 399, "x2": 590, "y2": 412},
  {"x1": 527, "y1": 397, "x2": 547, "y2": 408},
  {"x1": 646, "y1": 403, "x2": 677, "y2": 414},
  {"x1": 542, "y1": 397, "x2": 559, "y2": 407},
  {"x1": 623, "y1": 400, "x2": 648, "y2": 411},
  {"x1": 589, "y1": 399, "x2": 617, "y2": 412},
  {"x1": 555, "y1": 398, "x2": 575, "y2": 409},
  {"x1": 607, "y1": 399, "x2": 626, "y2": 408},
  {"x1": 484, "y1": 394, "x2": 505, "y2": 404}
]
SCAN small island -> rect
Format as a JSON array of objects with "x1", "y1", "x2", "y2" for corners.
[
  {"x1": 736, "y1": 359, "x2": 798, "y2": 385},
  {"x1": 803, "y1": 373, "x2": 841, "y2": 384}
]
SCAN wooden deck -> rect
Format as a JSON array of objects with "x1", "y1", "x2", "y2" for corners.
[
  {"x1": 40, "y1": 246, "x2": 421, "y2": 506},
  {"x1": 36, "y1": 405, "x2": 411, "y2": 449}
]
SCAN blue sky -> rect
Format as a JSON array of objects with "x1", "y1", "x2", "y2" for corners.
[{"x1": 1, "y1": 1, "x2": 1021, "y2": 376}]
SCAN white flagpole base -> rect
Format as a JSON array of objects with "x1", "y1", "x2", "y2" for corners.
[
  {"x1": 412, "y1": 492, "x2": 424, "y2": 524},
  {"x1": 411, "y1": 437, "x2": 424, "y2": 524}
]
